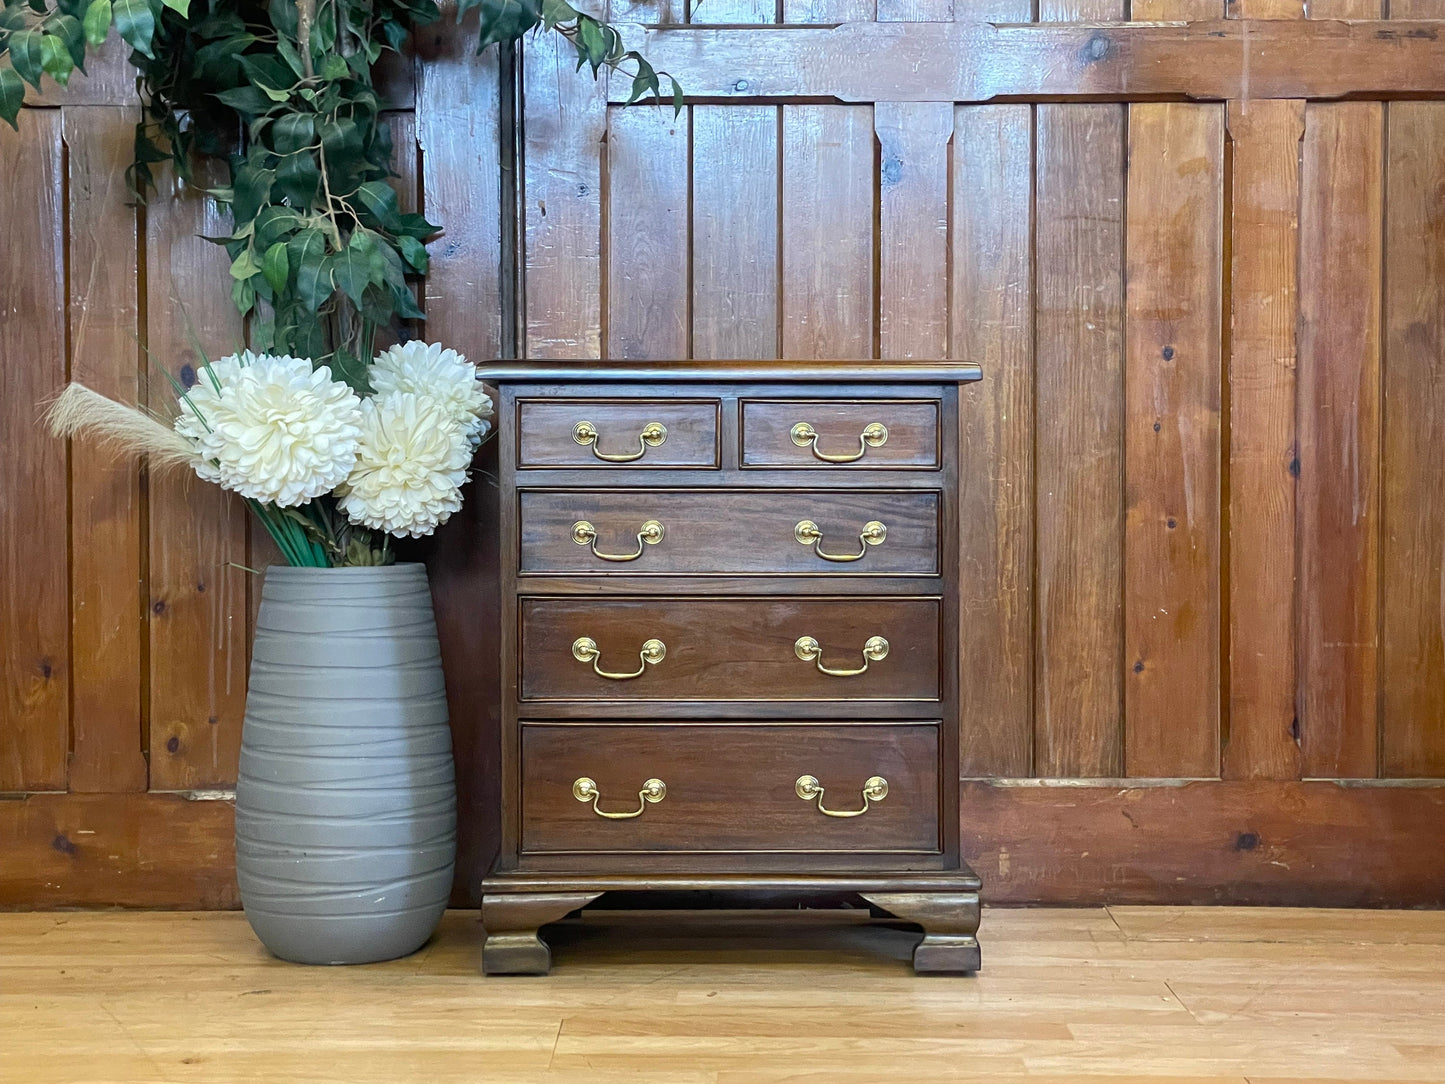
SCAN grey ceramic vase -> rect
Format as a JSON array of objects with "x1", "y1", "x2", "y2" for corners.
[{"x1": 236, "y1": 563, "x2": 457, "y2": 965}]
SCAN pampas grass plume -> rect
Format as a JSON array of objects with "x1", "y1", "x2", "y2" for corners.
[{"x1": 46, "y1": 382, "x2": 200, "y2": 472}]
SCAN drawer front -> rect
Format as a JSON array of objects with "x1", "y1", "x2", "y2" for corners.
[
  {"x1": 517, "y1": 398, "x2": 720, "y2": 468},
  {"x1": 521, "y1": 597, "x2": 940, "y2": 702},
  {"x1": 520, "y1": 723, "x2": 941, "y2": 854},
  {"x1": 741, "y1": 399, "x2": 940, "y2": 469},
  {"x1": 519, "y1": 489, "x2": 939, "y2": 575}
]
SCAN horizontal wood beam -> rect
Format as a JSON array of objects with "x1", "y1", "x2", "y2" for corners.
[
  {"x1": 616, "y1": 20, "x2": 1445, "y2": 103},
  {"x1": 961, "y1": 780, "x2": 1445, "y2": 907},
  {"x1": 6, "y1": 782, "x2": 1445, "y2": 908}
]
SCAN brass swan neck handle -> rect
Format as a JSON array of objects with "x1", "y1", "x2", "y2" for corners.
[
  {"x1": 794, "y1": 519, "x2": 887, "y2": 562},
  {"x1": 795, "y1": 775, "x2": 889, "y2": 817},
  {"x1": 790, "y1": 421, "x2": 888, "y2": 463},
  {"x1": 794, "y1": 635, "x2": 889, "y2": 677},
  {"x1": 572, "y1": 519, "x2": 665, "y2": 562},
  {"x1": 573, "y1": 419, "x2": 667, "y2": 462},
  {"x1": 573, "y1": 777, "x2": 667, "y2": 818},
  {"x1": 572, "y1": 637, "x2": 666, "y2": 680}
]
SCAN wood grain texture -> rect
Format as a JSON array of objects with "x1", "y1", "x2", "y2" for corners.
[
  {"x1": 416, "y1": 22, "x2": 502, "y2": 360},
  {"x1": 519, "y1": 723, "x2": 941, "y2": 856},
  {"x1": 741, "y1": 399, "x2": 939, "y2": 469},
  {"x1": 144, "y1": 161, "x2": 249, "y2": 791},
  {"x1": 1033, "y1": 102, "x2": 1126, "y2": 778},
  {"x1": 952, "y1": 105, "x2": 1033, "y2": 778},
  {"x1": 1381, "y1": 102, "x2": 1445, "y2": 778},
  {"x1": 606, "y1": 105, "x2": 689, "y2": 360},
  {"x1": 7, "y1": 908, "x2": 1445, "y2": 1080},
  {"x1": 1124, "y1": 103, "x2": 1224, "y2": 779},
  {"x1": 615, "y1": 20, "x2": 1445, "y2": 103},
  {"x1": 692, "y1": 106, "x2": 778, "y2": 361},
  {"x1": 688, "y1": 0, "x2": 776, "y2": 21},
  {"x1": 522, "y1": 24, "x2": 604, "y2": 358},
  {"x1": 63, "y1": 107, "x2": 148, "y2": 795},
  {"x1": 415, "y1": 7, "x2": 505, "y2": 907},
  {"x1": 781, "y1": 106, "x2": 873, "y2": 361},
  {"x1": 784, "y1": 0, "x2": 873, "y2": 21},
  {"x1": 963, "y1": 781, "x2": 1445, "y2": 906},
  {"x1": 1297, "y1": 102, "x2": 1382, "y2": 779},
  {"x1": 1224, "y1": 100, "x2": 1305, "y2": 782},
  {"x1": 0, "y1": 793, "x2": 237, "y2": 908},
  {"x1": 0, "y1": 110, "x2": 70, "y2": 792},
  {"x1": 876, "y1": 103, "x2": 952, "y2": 361}
]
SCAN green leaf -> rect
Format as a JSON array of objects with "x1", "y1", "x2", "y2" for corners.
[
  {"x1": 111, "y1": 0, "x2": 155, "y2": 58},
  {"x1": 0, "y1": 68, "x2": 25, "y2": 130},
  {"x1": 45, "y1": 13, "x2": 86, "y2": 68},
  {"x1": 334, "y1": 232, "x2": 380, "y2": 307},
  {"x1": 474, "y1": 0, "x2": 541, "y2": 52},
  {"x1": 398, "y1": 234, "x2": 429, "y2": 274},
  {"x1": 229, "y1": 247, "x2": 261, "y2": 280},
  {"x1": 274, "y1": 151, "x2": 321, "y2": 209},
  {"x1": 270, "y1": 112, "x2": 314, "y2": 155},
  {"x1": 39, "y1": 31, "x2": 73, "y2": 86},
  {"x1": 352, "y1": 180, "x2": 400, "y2": 229},
  {"x1": 213, "y1": 84, "x2": 272, "y2": 114},
  {"x1": 159, "y1": 0, "x2": 186, "y2": 14},
  {"x1": 318, "y1": 53, "x2": 347, "y2": 80},
  {"x1": 289, "y1": 228, "x2": 332, "y2": 311},
  {"x1": 231, "y1": 275, "x2": 256, "y2": 317},
  {"x1": 274, "y1": 34, "x2": 305, "y2": 79},
  {"x1": 262, "y1": 240, "x2": 289, "y2": 294},
  {"x1": 7, "y1": 29, "x2": 45, "y2": 89}
]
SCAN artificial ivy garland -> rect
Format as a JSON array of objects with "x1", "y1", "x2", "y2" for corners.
[{"x1": 0, "y1": 0, "x2": 678, "y2": 386}]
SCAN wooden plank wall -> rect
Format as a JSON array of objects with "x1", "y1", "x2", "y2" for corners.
[{"x1": 6, "y1": 10, "x2": 1445, "y2": 907}]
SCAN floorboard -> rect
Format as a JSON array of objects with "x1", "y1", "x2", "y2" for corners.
[{"x1": 1, "y1": 906, "x2": 1442, "y2": 1081}]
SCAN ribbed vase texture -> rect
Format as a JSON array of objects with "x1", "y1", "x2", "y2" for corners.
[{"x1": 236, "y1": 564, "x2": 457, "y2": 965}]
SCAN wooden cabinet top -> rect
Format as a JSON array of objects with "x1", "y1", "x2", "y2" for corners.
[{"x1": 479, "y1": 360, "x2": 983, "y2": 385}]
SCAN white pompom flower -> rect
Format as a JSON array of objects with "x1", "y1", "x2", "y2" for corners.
[
  {"x1": 369, "y1": 341, "x2": 494, "y2": 445},
  {"x1": 192, "y1": 354, "x2": 364, "y2": 507},
  {"x1": 336, "y1": 391, "x2": 474, "y2": 538},
  {"x1": 174, "y1": 350, "x2": 257, "y2": 442}
]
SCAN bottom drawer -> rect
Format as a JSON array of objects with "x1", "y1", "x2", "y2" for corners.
[{"x1": 519, "y1": 722, "x2": 940, "y2": 855}]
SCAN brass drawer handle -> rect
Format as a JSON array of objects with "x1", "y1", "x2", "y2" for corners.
[
  {"x1": 794, "y1": 635, "x2": 889, "y2": 677},
  {"x1": 573, "y1": 776, "x2": 667, "y2": 819},
  {"x1": 795, "y1": 774, "x2": 889, "y2": 817},
  {"x1": 573, "y1": 419, "x2": 667, "y2": 462},
  {"x1": 572, "y1": 519, "x2": 665, "y2": 562},
  {"x1": 572, "y1": 636, "x2": 666, "y2": 680},
  {"x1": 794, "y1": 519, "x2": 887, "y2": 562},
  {"x1": 790, "y1": 420, "x2": 887, "y2": 463}
]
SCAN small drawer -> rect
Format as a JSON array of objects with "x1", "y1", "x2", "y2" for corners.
[
  {"x1": 741, "y1": 399, "x2": 940, "y2": 469},
  {"x1": 517, "y1": 398, "x2": 720, "y2": 468},
  {"x1": 519, "y1": 722, "x2": 941, "y2": 854},
  {"x1": 519, "y1": 489, "x2": 939, "y2": 575},
  {"x1": 521, "y1": 597, "x2": 940, "y2": 702}
]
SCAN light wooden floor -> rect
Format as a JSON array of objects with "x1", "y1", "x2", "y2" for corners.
[{"x1": 1, "y1": 906, "x2": 1443, "y2": 1083}]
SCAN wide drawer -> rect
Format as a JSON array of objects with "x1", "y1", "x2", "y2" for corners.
[
  {"x1": 519, "y1": 722, "x2": 941, "y2": 854},
  {"x1": 520, "y1": 597, "x2": 940, "y2": 702},
  {"x1": 517, "y1": 398, "x2": 720, "y2": 468},
  {"x1": 741, "y1": 399, "x2": 940, "y2": 469},
  {"x1": 519, "y1": 489, "x2": 939, "y2": 575}
]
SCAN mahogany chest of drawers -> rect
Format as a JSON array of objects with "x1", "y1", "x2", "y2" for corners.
[{"x1": 478, "y1": 360, "x2": 983, "y2": 974}]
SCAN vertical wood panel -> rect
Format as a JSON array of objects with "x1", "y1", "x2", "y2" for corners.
[
  {"x1": 690, "y1": 0, "x2": 775, "y2": 20},
  {"x1": 522, "y1": 31, "x2": 604, "y2": 359},
  {"x1": 417, "y1": 20, "x2": 503, "y2": 902},
  {"x1": 0, "y1": 110, "x2": 69, "y2": 792},
  {"x1": 606, "y1": 106, "x2": 689, "y2": 360},
  {"x1": 1382, "y1": 102, "x2": 1445, "y2": 778},
  {"x1": 781, "y1": 105, "x2": 874, "y2": 361},
  {"x1": 1123, "y1": 103, "x2": 1224, "y2": 779},
  {"x1": 1223, "y1": 99, "x2": 1305, "y2": 782},
  {"x1": 145, "y1": 162, "x2": 249, "y2": 791},
  {"x1": 1034, "y1": 101, "x2": 1126, "y2": 778},
  {"x1": 693, "y1": 106, "x2": 778, "y2": 360},
  {"x1": 64, "y1": 107, "x2": 148, "y2": 794},
  {"x1": 784, "y1": 0, "x2": 873, "y2": 20},
  {"x1": 1297, "y1": 102, "x2": 1382, "y2": 780},
  {"x1": 953, "y1": 104, "x2": 1033, "y2": 778},
  {"x1": 876, "y1": 103, "x2": 952, "y2": 361}
]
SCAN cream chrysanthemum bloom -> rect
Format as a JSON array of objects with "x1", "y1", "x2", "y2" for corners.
[
  {"x1": 193, "y1": 354, "x2": 364, "y2": 506},
  {"x1": 174, "y1": 350, "x2": 256, "y2": 443},
  {"x1": 369, "y1": 341, "x2": 494, "y2": 445},
  {"x1": 336, "y1": 392, "x2": 473, "y2": 538}
]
